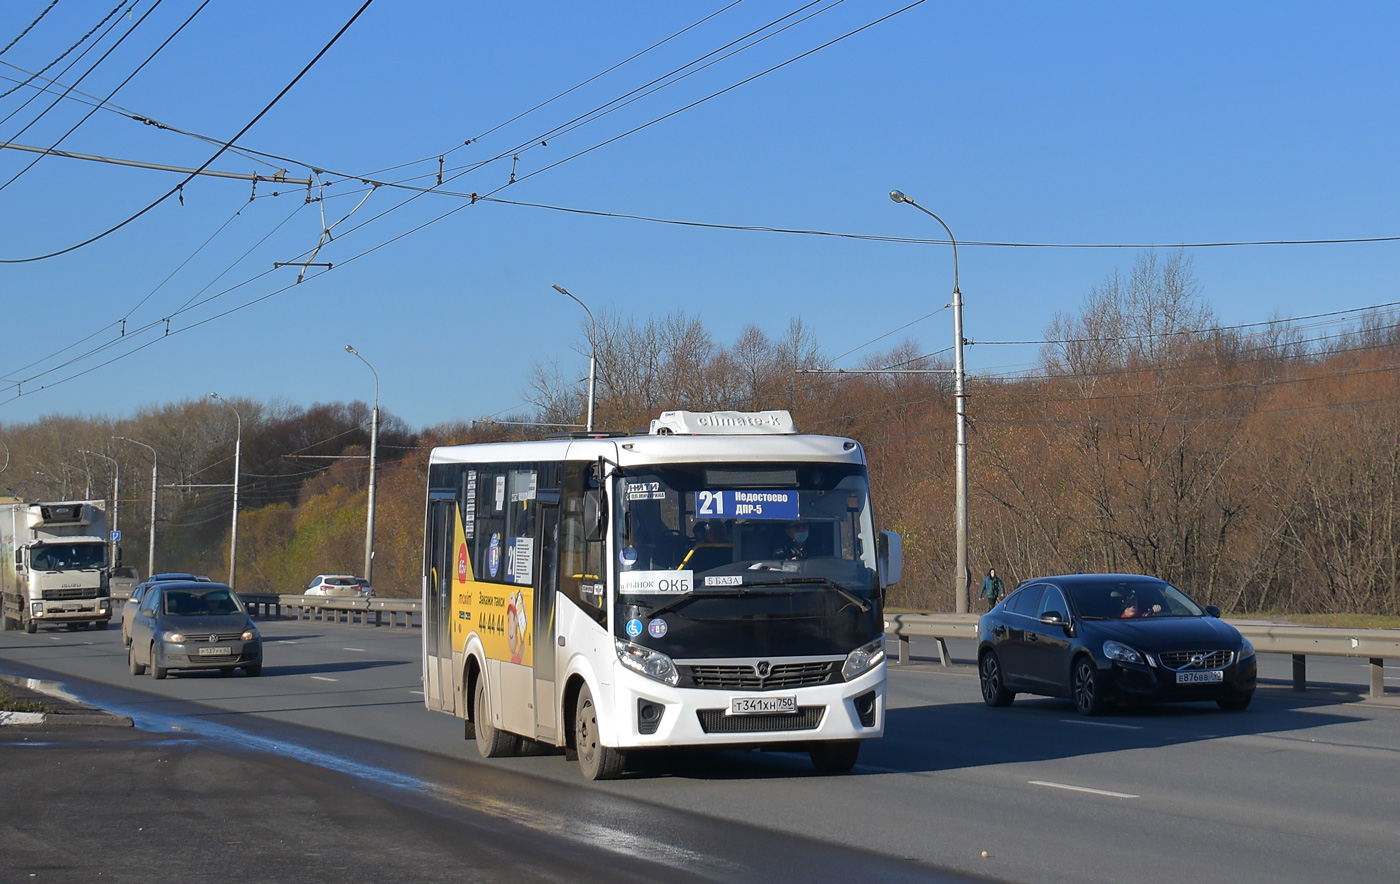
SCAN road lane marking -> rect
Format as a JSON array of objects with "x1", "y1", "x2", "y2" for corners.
[
  {"x1": 310, "y1": 676, "x2": 338, "y2": 682},
  {"x1": 1058, "y1": 719, "x2": 1143, "y2": 730},
  {"x1": 342, "y1": 647, "x2": 366, "y2": 652},
  {"x1": 1030, "y1": 781, "x2": 1139, "y2": 799},
  {"x1": 409, "y1": 690, "x2": 423, "y2": 695}
]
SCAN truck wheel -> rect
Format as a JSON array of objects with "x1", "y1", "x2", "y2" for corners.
[
  {"x1": 25, "y1": 618, "x2": 37, "y2": 634},
  {"x1": 95, "y1": 621, "x2": 109, "y2": 631}
]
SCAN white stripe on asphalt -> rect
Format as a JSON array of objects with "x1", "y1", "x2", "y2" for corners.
[
  {"x1": 342, "y1": 647, "x2": 366, "y2": 652},
  {"x1": 1059, "y1": 719, "x2": 1143, "y2": 730},
  {"x1": 310, "y1": 676, "x2": 338, "y2": 682},
  {"x1": 409, "y1": 690, "x2": 423, "y2": 695},
  {"x1": 1030, "y1": 781, "x2": 1139, "y2": 799}
]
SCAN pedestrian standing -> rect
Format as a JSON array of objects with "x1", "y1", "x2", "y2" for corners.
[{"x1": 979, "y1": 568, "x2": 1004, "y2": 610}]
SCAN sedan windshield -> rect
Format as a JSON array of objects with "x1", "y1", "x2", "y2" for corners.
[
  {"x1": 163, "y1": 588, "x2": 244, "y2": 616},
  {"x1": 1068, "y1": 580, "x2": 1205, "y2": 620}
]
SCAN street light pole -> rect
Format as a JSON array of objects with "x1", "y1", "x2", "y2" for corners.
[
  {"x1": 345, "y1": 345, "x2": 379, "y2": 586},
  {"x1": 114, "y1": 436, "x2": 157, "y2": 578},
  {"x1": 209, "y1": 393, "x2": 242, "y2": 590},
  {"x1": 552, "y1": 284, "x2": 597, "y2": 433},
  {"x1": 890, "y1": 189, "x2": 970, "y2": 614},
  {"x1": 79, "y1": 449, "x2": 119, "y2": 568}
]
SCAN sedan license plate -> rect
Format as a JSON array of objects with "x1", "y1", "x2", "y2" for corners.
[
  {"x1": 729, "y1": 696, "x2": 797, "y2": 715},
  {"x1": 1177, "y1": 670, "x2": 1224, "y2": 685},
  {"x1": 198, "y1": 646, "x2": 233, "y2": 657}
]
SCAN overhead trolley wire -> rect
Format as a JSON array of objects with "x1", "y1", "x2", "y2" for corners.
[
  {"x1": 0, "y1": 0, "x2": 215, "y2": 196},
  {"x1": 0, "y1": 0, "x2": 62, "y2": 58},
  {"x1": 0, "y1": 0, "x2": 377, "y2": 264}
]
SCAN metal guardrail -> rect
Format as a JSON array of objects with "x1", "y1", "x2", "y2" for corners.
[
  {"x1": 236, "y1": 593, "x2": 422, "y2": 629},
  {"x1": 883, "y1": 612, "x2": 1400, "y2": 699}
]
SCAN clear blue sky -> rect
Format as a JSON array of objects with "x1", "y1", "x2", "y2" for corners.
[{"x1": 1, "y1": 1, "x2": 1396, "y2": 430}]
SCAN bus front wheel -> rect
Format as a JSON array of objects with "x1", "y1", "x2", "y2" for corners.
[
  {"x1": 573, "y1": 684, "x2": 626, "y2": 780},
  {"x1": 809, "y1": 740, "x2": 860, "y2": 774}
]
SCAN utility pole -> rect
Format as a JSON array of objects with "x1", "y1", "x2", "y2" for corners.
[
  {"x1": 209, "y1": 394, "x2": 243, "y2": 590},
  {"x1": 345, "y1": 345, "x2": 380, "y2": 586},
  {"x1": 114, "y1": 436, "x2": 158, "y2": 578},
  {"x1": 889, "y1": 189, "x2": 970, "y2": 614}
]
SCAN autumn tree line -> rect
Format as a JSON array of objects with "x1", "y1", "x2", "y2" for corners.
[{"x1": 2, "y1": 252, "x2": 1396, "y2": 614}]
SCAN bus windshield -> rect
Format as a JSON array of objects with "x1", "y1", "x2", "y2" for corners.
[{"x1": 614, "y1": 463, "x2": 880, "y2": 656}]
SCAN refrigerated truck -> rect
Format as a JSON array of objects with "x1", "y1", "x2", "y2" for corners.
[{"x1": 1, "y1": 500, "x2": 113, "y2": 633}]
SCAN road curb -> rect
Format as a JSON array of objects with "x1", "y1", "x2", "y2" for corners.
[{"x1": 0, "y1": 674, "x2": 133, "y2": 728}]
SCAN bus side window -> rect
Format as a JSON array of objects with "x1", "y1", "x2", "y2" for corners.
[{"x1": 561, "y1": 462, "x2": 606, "y2": 626}]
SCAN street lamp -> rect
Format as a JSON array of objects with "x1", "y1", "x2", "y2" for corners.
[
  {"x1": 552, "y1": 284, "x2": 597, "y2": 433},
  {"x1": 114, "y1": 436, "x2": 158, "y2": 579},
  {"x1": 209, "y1": 393, "x2": 242, "y2": 590},
  {"x1": 79, "y1": 449, "x2": 119, "y2": 567},
  {"x1": 889, "y1": 189, "x2": 970, "y2": 614},
  {"x1": 345, "y1": 345, "x2": 379, "y2": 586}
]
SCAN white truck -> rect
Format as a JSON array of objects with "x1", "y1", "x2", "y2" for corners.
[{"x1": 1, "y1": 500, "x2": 114, "y2": 633}]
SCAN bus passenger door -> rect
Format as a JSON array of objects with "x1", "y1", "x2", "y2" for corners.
[
  {"x1": 534, "y1": 502, "x2": 560, "y2": 739},
  {"x1": 424, "y1": 495, "x2": 456, "y2": 713}
]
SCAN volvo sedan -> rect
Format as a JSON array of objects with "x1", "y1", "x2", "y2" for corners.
[
  {"x1": 127, "y1": 581, "x2": 262, "y2": 679},
  {"x1": 977, "y1": 573, "x2": 1255, "y2": 715}
]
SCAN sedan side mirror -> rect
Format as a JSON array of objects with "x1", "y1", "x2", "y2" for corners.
[
  {"x1": 1205, "y1": 605, "x2": 1222, "y2": 618},
  {"x1": 1039, "y1": 611, "x2": 1065, "y2": 625}
]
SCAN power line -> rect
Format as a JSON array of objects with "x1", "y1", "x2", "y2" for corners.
[
  {"x1": 0, "y1": 0, "x2": 377, "y2": 264},
  {"x1": 0, "y1": 0, "x2": 61, "y2": 58},
  {"x1": 0, "y1": 0, "x2": 213, "y2": 196},
  {"x1": 0, "y1": 0, "x2": 126, "y2": 104},
  {"x1": 477, "y1": 196, "x2": 1400, "y2": 251}
]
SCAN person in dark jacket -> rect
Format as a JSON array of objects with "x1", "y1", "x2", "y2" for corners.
[{"x1": 979, "y1": 568, "x2": 1004, "y2": 610}]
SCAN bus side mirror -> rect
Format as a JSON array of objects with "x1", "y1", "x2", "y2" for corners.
[
  {"x1": 583, "y1": 490, "x2": 607, "y2": 543},
  {"x1": 878, "y1": 530, "x2": 902, "y2": 587}
]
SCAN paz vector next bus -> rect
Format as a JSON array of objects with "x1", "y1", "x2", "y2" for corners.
[{"x1": 421, "y1": 410, "x2": 903, "y2": 779}]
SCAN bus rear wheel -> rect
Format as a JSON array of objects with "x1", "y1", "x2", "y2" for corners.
[
  {"x1": 473, "y1": 677, "x2": 519, "y2": 758},
  {"x1": 574, "y1": 684, "x2": 626, "y2": 780}
]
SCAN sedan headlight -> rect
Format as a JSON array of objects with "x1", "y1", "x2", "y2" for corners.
[
  {"x1": 1239, "y1": 636, "x2": 1255, "y2": 661},
  {"x1": 1103, "y1": 640, "x2": 1144, "y2": 665},
  {"x1": 163, "y1": 631, "x2": 185, "y2": 643},
  {"x1": 842, "y1": 638, "x2": 887, "y2": 682},
  {"x1": 615, "y1": 639, "x2": 679, "y2": 686},
  {"x1": 242, "y1": 629, "x2": 257, "y2": 642}
]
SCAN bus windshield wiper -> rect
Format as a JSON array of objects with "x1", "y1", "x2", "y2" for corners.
[{"x1": 741, "y1": 577, "x2": 873, "y2": 613}]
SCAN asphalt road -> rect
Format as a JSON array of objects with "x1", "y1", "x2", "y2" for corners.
[{"x1": 3, "y1": 620, "x2": 1398, "y2": 884}]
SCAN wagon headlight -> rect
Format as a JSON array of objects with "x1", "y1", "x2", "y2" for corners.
[
  {"x1": 1239, "y1": 636, "x2": 1255, "y2": 662},
  {"x1": 615, "y1": 639, "x2": 679, "y2": 686},
  {"x1": 842, "y1": 638, "x2": 886, "y2": 681},
  {"x1": 1103, "y1": 640, "x2": 1144, "y2": 665}
]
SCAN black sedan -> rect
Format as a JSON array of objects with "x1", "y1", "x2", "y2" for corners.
[{"x1": 977, "y1": 574, "x2": 1255, "y2": 714}]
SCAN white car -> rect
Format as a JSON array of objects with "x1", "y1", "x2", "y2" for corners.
[{"x1": 302, "y1": 575, "x2": 372, "y2": 598}]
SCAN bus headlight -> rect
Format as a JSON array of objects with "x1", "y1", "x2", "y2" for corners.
[
  {"x1": 615, "y1": 639, "x2": 679, "y2": 687},
  {"x1": 842, "y1": 638, "x2": 886, "y2": 682}
]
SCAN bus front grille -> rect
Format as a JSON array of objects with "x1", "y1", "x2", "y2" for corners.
[
  {"x1": 683, "y1": 661, "x2": 836, "y2": 691},
  {"x1": 696, "y1": 707, "x2": 825, "y2": 734}
]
